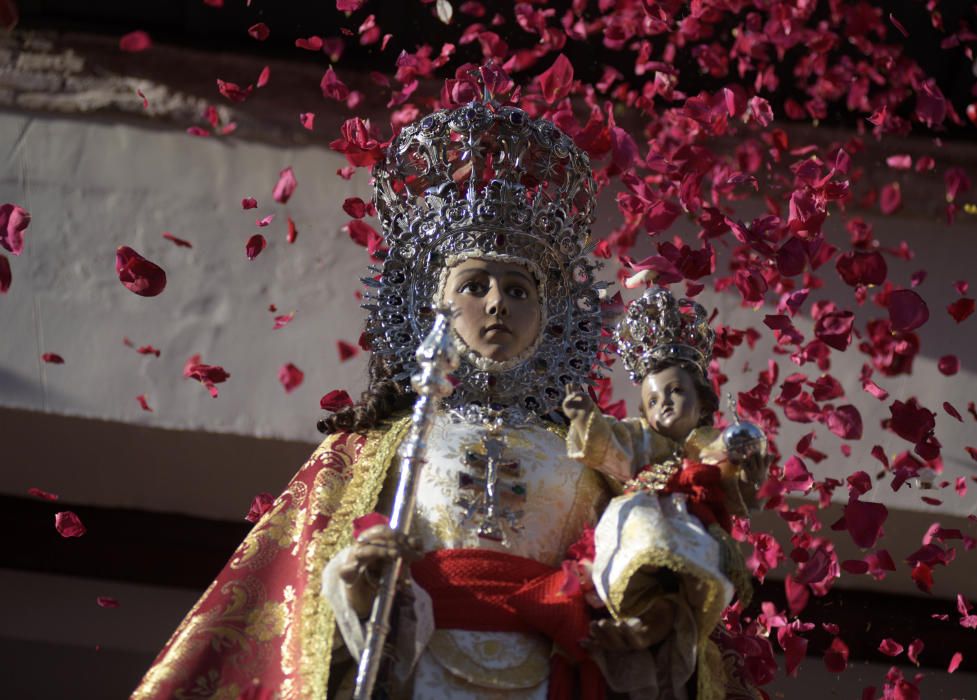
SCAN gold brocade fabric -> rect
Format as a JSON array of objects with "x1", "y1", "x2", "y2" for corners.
[{"x1": 131, "y1": 417, "x2": 411, "y2": 700}]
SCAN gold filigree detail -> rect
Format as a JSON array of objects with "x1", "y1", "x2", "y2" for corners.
[
  {"x1": 426, "y1": 630, "x2": 549, "y2": 690},
  {"x1": 245, "y1": 600, "x2": 288, "y2": 642}
]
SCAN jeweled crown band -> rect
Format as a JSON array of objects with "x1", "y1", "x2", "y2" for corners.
[{"x1": 616, "y1": 287, "x2": 715, "y2": 384}]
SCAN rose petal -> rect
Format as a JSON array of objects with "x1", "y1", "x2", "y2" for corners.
[
  {"x1": 242, "y1": 197, "x2": 258, "y2": 210},
  {"x1": 273, "y1": 312, "x2": 295, "y2": 329},
  {"x1": 96, "y1": 596, "x2": 120, "y2": 608},
  {"x1": 878, "y1": 638, "x2": 904, "y2": 657},
  {"x1": 538, "y1": 53, "x2": 573, "y2": 103},
  {"x1": 0, "y1": 254, "x2": 10, "y2": 293},
  {"x1": 352, "y1": 511, "x2": 389, "y2": 539},
  {"x1": 337, "y1": 340, "x2": 359, "y2": 362},
  {"x1": 814, "y1": 310, "x2": 854, "y2": 351},
  {"x1": 295, "y1": 35, "x2": 324, "y2": 51},
  {"x1": 947, "y1": 298, "x2": 975, "y2": 323},
  {"x1": 161, "y1": 232, "x2": 192, "y2": 248},
  {"x1": 256, "y1": 65, "x2": 270, "y2": 88},
  {"x1": 0, "y1": 203, "x2": 30, "y2": 256},
  {"x1": 55, "y1": 511, "x2": 86, "y2": 538},
  {"x1": 320, "y1": 389, "x2": 354, "y2": 412},
  {"x1": 321, "y1": 66, "x2": 350, "y2": 101},
  {"x1": 115, "y1": 246, "x2": 167, "y2": 297},
  {"x1": 880, "y1": 182, "x2": 902, "y2": 215},
  {"x1": 887, "y1": 289, "x2": 929, "y2": 332},
  {"x1": 823, "y1": 637, "x2": 849, "y2": 673},
  {"x1": 216, "y1": 78, "x2": 253, "y2": 103},
  {"x1": 272, "y1": 166, "x2": 297, "y2": 204},
  {"x1": 948, "y1": 651, "x2": 963, "y2": 673},
  {"x1": 907, "y1": 639, "x2": 924, "y2": 665},
  {"x1": 278, "y1": 362, "x2": 304, "y2": 393},
  {"x1": 28, "y1": 487, "x2": 59, "y2": 501},
  {"x1": 826, "y1": 405, "x2": 863, "y2": 440},
  {"x1": 41, "y1": 352, "x2": 64, "y2": 364},
  {"x1": 286, "y1": 217, "x2": 298, "y2": 244},
  {"x1": 245, "y1": 234, "x2": 267, "y2": 260},
  {"x1": 938, "y1": 355, "x2": 959, "y2": 376},
  {"x1": 183, "y1": 354, "x2": 230, "y2": 398},
  {"x1": 256, "y1": 214, "x2": 274, "y2": 228},
  {"x1": 245, "y1": 492, "x2": 275, "y2": 523},
  {"x1": 136, "y1": 394, "x2": 153, "y2": 412},
  {"x1": 300, "y1": 112, "x2": 315, "y2": 130},
  {"x1": 119, "y1": 30, "x2": 152, "y2": 52},
  {"x1": 845, "y1": 497, "x2": 888, "y2": 548},
  {"x1": 248, "y1": 22, "x2": 270, "y2": 41}
]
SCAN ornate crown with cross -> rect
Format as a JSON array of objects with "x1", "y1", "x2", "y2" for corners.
[
  {"x1": 616, "y1": 286, "x2": 715, "y2": 383},
  {"x1": 364, "y1": 98, "x2": 607, "y2": 421}
]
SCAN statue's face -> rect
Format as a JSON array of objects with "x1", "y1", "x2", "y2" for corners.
[
  {"x1": 640, "y1": 364, "x2": 703, "y2": 442},
  {"x1": 442, "y1": 257, "x2": 542, "y2": 363}
]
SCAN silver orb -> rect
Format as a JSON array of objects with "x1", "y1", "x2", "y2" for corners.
[{"x1": 722, "y1": 420, "x2": 768, "y2": 464}]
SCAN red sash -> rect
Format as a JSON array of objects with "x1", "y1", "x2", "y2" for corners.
[{"x1": 411, "y1": 549, "x2": 605, "y2": 700}]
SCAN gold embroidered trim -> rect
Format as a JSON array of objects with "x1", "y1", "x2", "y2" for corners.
[{"x1": 297, "y1": 417, "x2": 412, "y2": 699}]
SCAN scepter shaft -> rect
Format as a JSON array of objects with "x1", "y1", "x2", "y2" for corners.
[{"x1": 352, "y1": 311, "x2": 456, "y2": 700}]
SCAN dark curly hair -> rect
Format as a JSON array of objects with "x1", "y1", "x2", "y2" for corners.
[
  {"x1": 644, "y1": 357, "x2": 719, "y2": 429},
  {"x1": 317, "y1": 353, "x2": 416, "y2": 435}
]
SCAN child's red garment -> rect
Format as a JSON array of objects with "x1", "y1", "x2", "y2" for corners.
[{"x1": 650, "y1": 460, "x2": 732, "y2": 533}]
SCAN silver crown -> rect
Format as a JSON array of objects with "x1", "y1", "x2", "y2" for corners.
[
  {"x1": 364, "y1": 100, "x2": 605, "y2": 421},
  {"x1": 616, "y1": 286, "x2": 715, "y2": 383}
]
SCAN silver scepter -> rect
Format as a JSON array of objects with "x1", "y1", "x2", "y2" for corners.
[{"x1": 353, "y1": 308, "x2": 458, "y2": 700}]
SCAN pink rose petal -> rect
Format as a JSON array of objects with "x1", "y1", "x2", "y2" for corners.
[
  {"x1": 242, "y1": 197, "x2": 258, "y2": 210},
  {"x1": 41, "y1": 352, "x2": 64, "y2": 364},
  {"x1": 245, "y1": 492, "x2": 275, "y2": 523},
  {"x1": 538, "y1": 53, "x2": 573, "y2": 103},
  {"x1": 55, "y1": 511, "x2": 86, "y2": 538},
  {"x1": 878, "y1": 638, "x2": 903, "y2": 657},
  {"x1": 0, "y1": 203, "x2": 30, "y2": 255},
  {"x1": 161, "y1": 232, "x2": 192, "y2": 248},
  {"x1": 320, "y1": 389, "x2": 353, "y2": 411},
  {"x1": 216, "y1": 78, "x2": 253, "y2": 103},
  {"x1": 256, "y1": 214, "x2": 274, "y2": 228},
  {"x1": 136, "y1": 394, "x2": 153, "y2": 412},
  {"x1": 320, "y1": 66, "x2": 351, "y2": 101},
  {"x1": 948, "y1": 652, "x2": 963, "y2": 673},
  {"x1": 119, "y1": 30, "x2": 152, "y2": 52},
  {"x1": 938, "y1": 355, "x2": 959, "y2": 376},
  {"x1": 272, "y1": 166, "x2": 297, "y2": 204},
  {"x1": 286, "y1": 217, "x2": 298, "y2": 244},
  {"x1": 300, "y1": 112, "x2": 315, "y2": 130},
  {"x1": 28, "y1": 487, "x2": 59, "y2": 501},
  {"x1": 273, "y1": 312, "x2": 295, "y2": 329},
  {"x1": 96, "y1": 596, "x2": 120, "y2": 608},
  {"x1": 352, "y1": 512, "x2": 389, "y2": 539},
  {"x1": 256, "y1": 65, "x2": 270, "y2": 88},
  {"x1": 278, "y1": 362, "x2": 304, "y2": 393},
  {"x1": 248, "y1": 22, "x2": 270, "y2": 41},
  {"x1": 183, "y1": 354, "x2": 230, "y2": 398}
]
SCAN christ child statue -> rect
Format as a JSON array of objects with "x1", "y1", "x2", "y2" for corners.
[{"x1": 562, "y1": 287, "x2": 766, "y2": 664}]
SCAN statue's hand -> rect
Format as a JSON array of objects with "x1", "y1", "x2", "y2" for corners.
[
  {"x1": 563, "y1": 384, "x2": 595, "y2": 422},
  {"x1": 585, "y1": 598, "x2": 677, "y2": 652},
  {"x1": 339, "y1": 524, "x2": 422, "y2": 618}
]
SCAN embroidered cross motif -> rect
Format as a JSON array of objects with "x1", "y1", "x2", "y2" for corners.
[{"x1": 456, "y1": 428, "x2": 526, "y2": 543}]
